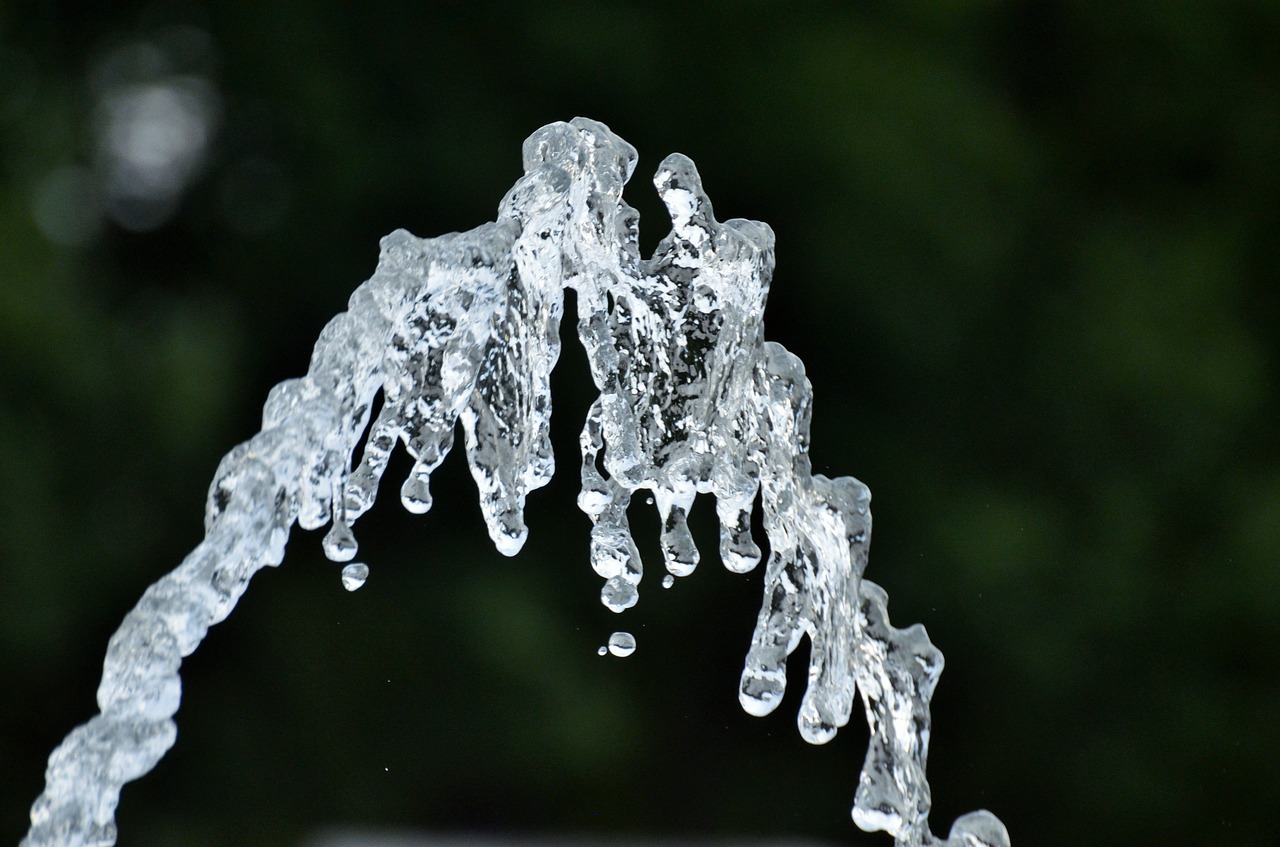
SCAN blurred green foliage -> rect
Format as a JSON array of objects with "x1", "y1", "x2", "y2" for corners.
[{"x1": 2, "y1": 2, "x2": 1278, "y2": 845}]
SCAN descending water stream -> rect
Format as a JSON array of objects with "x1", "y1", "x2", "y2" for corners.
[{"x1": 22, "y1": 118, "x2": 1007, "y2": 847}]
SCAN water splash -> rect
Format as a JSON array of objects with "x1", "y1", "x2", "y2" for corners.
[{"x1": 22, "y1": 118, "x2": 1007, "y2": 847}]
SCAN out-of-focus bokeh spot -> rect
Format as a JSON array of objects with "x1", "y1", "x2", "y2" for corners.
[{"x1": 90, "y1": 27, "x2": 221, "y2": 232}]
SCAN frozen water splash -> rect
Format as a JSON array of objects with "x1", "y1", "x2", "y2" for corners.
[{"x1": 23, "y1": 118, "x2": 1007, "y2": 847}]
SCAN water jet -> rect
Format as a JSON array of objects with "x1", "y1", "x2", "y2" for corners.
[{"x1": 23, "y1": 119, "x2": 1007, "y2": 847}]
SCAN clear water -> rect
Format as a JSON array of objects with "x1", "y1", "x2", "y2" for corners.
[
  {"x1": 340, "y1": 562, "x2": 369, "y2": 592},
  {"x1": 22, "y1": 119, "x2": 1007, "y2": 847},
  {"x1": 606, "y1": 632, "x2": 636, "y2": 658}
]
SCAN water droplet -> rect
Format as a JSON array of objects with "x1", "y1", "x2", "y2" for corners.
[
  {"x1": 739, "y1": 668, "x2": 786, "y2": 716},
  {"x1": 660, "y1": 511, "x2": 699, "y2": 576},
  {"x1": 662, "y1": 574, "x2": 675, "y2": 589},
  {"x1": 400, "y1": 476, "x2": 432, "y2": 514},
  {"x1": 323, "y1": 521, "x2": 358, "y2": 562},
  {"x1": 607, "y1": 631, "x2": 636, "y2": 657},
  {"x1": 341, "y1": 562, "x2": 369, "y2": 591},
  {"x1": 601, "y1": 576, "x2": 638, "y2": 612},
  {"x1": 597, "y1": 646, "x2": 607, "y2": 656},
  {"x1": 578, "y1": 492, "x2": 607, "y2": 516}
]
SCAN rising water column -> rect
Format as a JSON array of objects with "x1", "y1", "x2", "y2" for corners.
[{"x1": 23, "y1": 118, "x2": 1010, "y2": 847}]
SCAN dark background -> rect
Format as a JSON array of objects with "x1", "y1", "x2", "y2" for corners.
[{"x1": 3, "y1": 2, "x2": 1278, "y2": 845}]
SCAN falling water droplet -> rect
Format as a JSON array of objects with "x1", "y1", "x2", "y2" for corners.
[
  {"x1": 323, "y1": 521, "x2": 358, "y2": 562},
  {"x1": 607, "y1": 631, "x2": 636, "y2": 657},
  {"x1": 662, "y1": 574, "x2": 675, "y2": 589},
  {"x1": 601, "y1": 576, "x2": 638, "y2": 612},
  {"x1": 341, "y1": 562, "x2": 369, "y2": 591},
  {"x1": 597, "y1": 645, "x2": 607, "y2": 656},
  {"x1": 400, "y1": 477, "x2": 432, "y2": 514}
]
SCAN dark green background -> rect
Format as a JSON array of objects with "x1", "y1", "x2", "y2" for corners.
[{"x1": 3, "y1": 2, "x2": 1278, "y2": 845}]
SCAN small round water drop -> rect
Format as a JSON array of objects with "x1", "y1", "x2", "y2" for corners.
[
  {"x1": 662, "y1": 574, "x2": 675, "y2": 589},
  {"x1": 607, "y1": 631, "x2": 636, "y2": 657},
  {"x1": 341, "y1": 562, "x2": 369, "y2": 591},
  {"x1": 597, "y1": 646, "x2": 608, "y2": 656},
  {"x1": 400, "y1": 477, "x2": 432, "y2": 514},
  {"x1": 323, "y1": 521, "x2": 358, "y2": 562}
]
